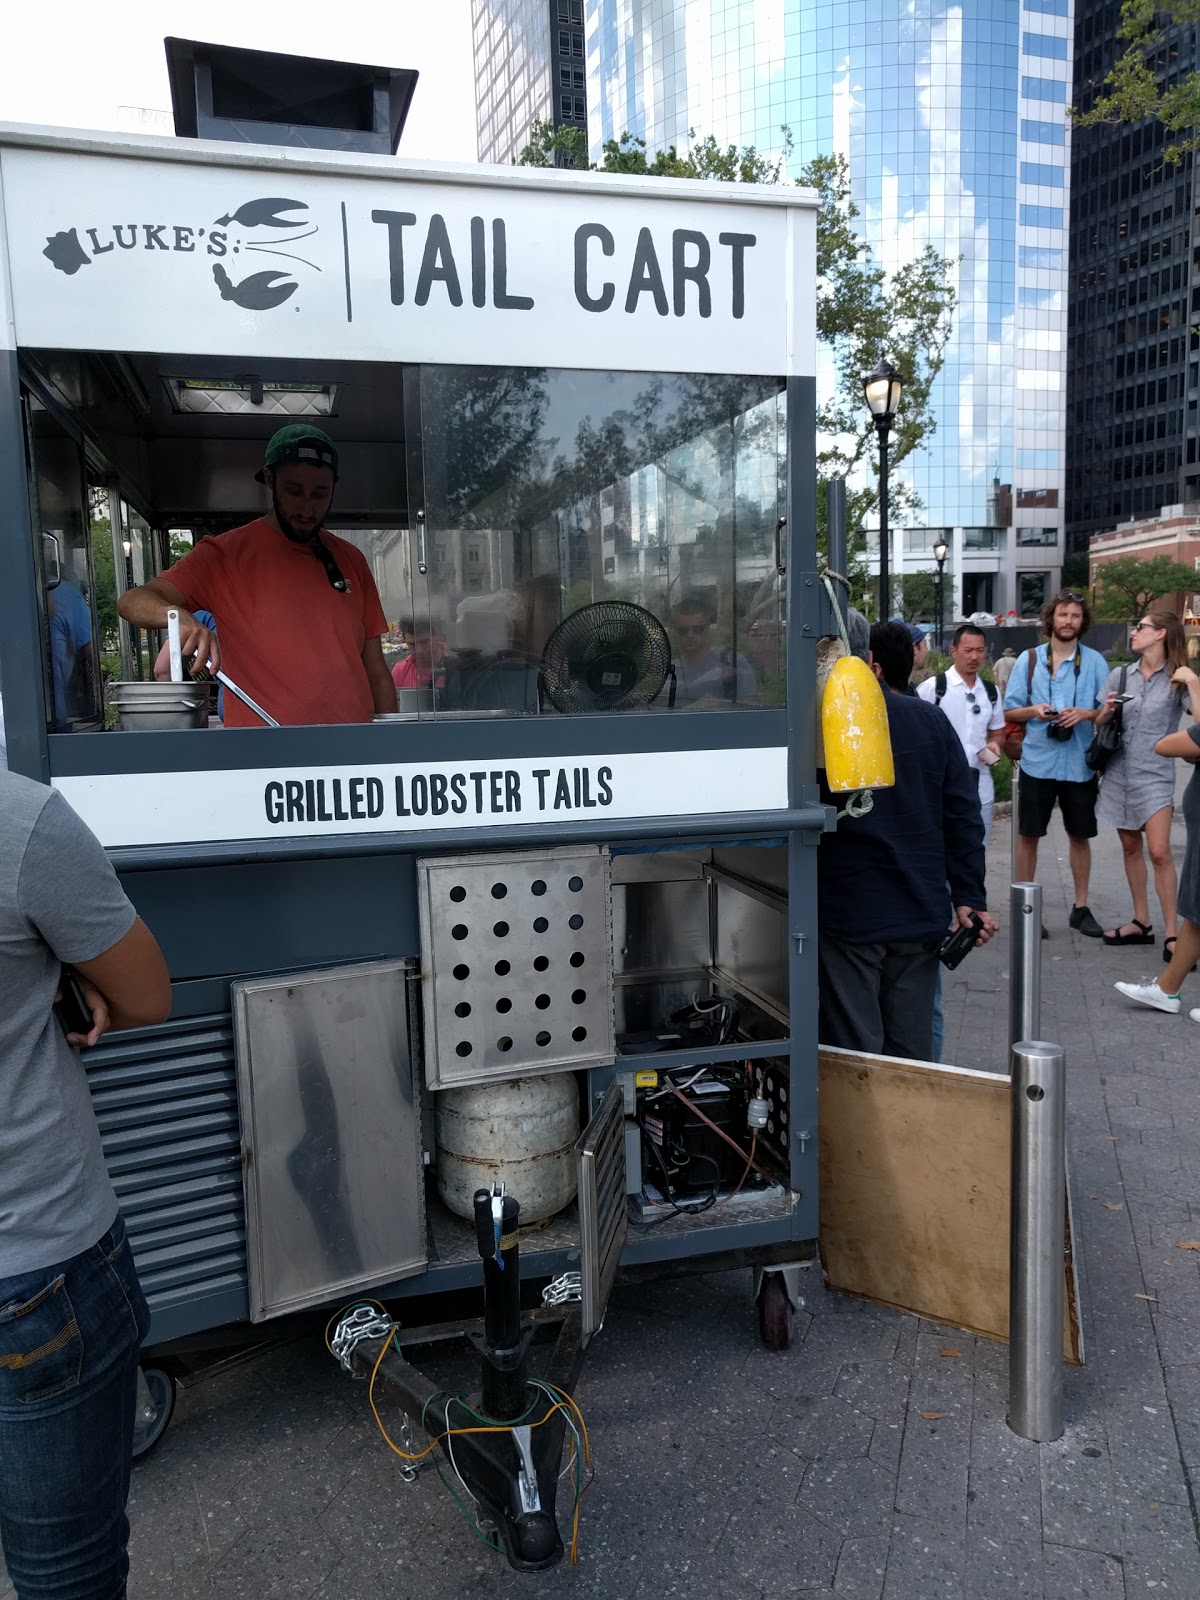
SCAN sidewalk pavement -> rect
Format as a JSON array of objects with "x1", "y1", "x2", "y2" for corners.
[{"x1": 4, "y1": 790, "x2": 1200, "y2": 1600}]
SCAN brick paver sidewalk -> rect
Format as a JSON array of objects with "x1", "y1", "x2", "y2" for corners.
[{"x1": 4, "y1": 781, "x2": 1200, "y2": 1599}]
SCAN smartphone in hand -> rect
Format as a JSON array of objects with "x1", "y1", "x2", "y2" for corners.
[{"x1": 55, "y1": 970, "x2": 94, "y2": 1037}]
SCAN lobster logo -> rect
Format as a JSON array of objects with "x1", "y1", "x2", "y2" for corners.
[{"x1": 43, "y1": 196, "x2": 322, "y2": 314}]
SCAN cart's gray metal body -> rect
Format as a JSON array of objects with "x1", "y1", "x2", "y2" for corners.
[{"x1": 0, "y1": 120, "x2": 827, "y2": 1346}]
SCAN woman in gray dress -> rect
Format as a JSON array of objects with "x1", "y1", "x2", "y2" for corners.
[
  {"x1": 1114, "y1": 721, "x2": 1200, "y2": 1019},
  {"x1": 1096, "y1": 610, "x2": 1200, "y2": 958}
]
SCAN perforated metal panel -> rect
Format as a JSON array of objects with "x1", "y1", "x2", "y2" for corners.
[{"x1": 417, "y1": 845, "x2": 614, "y2": 1089}]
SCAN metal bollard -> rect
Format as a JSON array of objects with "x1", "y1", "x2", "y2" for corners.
[
  {"x1": 1009, "y1": 760, "x2": 1021, "y2": 884},
  {"x1": 1008, "y1": 882, "x2": 1043, "y2": 1060},
  {"x1": 1008, "y1": 1040, "x2": 1065, "y2": 1442}
]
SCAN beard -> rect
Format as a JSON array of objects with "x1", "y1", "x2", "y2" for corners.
[
  {"x1": 272, "y1": 490, "x2": 323, "y2": 544},
  {"x1": 1052, "y1": 621, "x2": 1081, "y2": 642}
]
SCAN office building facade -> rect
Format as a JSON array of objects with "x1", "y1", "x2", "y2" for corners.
[
  {"x1": 474, "y1": 0, "x2": 589, "y2": 167},
  {"x1": 582, "y1": 0, "x2": 1071, "y2": 617},
  {"x1": 1067, "y1": 5, "x2": 1198, "y2": 556}
]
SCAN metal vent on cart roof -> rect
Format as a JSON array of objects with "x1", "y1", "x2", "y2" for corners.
[{"x1": 417, "y1": 846, "x2": 614, "y2": 1090}]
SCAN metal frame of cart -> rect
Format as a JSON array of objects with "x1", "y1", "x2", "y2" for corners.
[{"x1": 0, "y1": 121, "x2": 827, "y2": 1378}]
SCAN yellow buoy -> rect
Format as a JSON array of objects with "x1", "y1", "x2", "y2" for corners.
[{"x1": 821, "y1": 655, "x2": 895, "y2": 793}]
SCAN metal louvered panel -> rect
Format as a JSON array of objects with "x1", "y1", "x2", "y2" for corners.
[
  {"x1": 84, "y1": 1014, "x2": 248, "y2": 1334},
  {"x1": 576, "y1": 1080, "x2": 627, "y2": 1346}
]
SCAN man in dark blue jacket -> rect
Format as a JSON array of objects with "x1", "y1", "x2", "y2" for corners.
[{"x1": 817, "y1": 619, "x2": 997, "y2": 1061}]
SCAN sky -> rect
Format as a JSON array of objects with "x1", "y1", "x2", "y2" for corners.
[{"x1": 0, "y1": 0, "x2": 478, "y2": 161}]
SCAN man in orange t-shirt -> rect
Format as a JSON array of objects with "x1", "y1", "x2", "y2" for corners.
[{"x1": 117, "y1": 426, "x2": 397, "y2": 728}]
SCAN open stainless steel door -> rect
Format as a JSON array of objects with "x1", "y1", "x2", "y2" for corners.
[{"x1": 233, "y1": 959, "x2": 426, "y2": 1321}]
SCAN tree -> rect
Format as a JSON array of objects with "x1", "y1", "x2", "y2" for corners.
[
  {"x1": 518, "y1": 124, "x2": 957, "y2": 604},
  {"x1": 897, "y1": 571, "x2": 951, "y2": 624},
  {"x1": 1093, "y1": 555, "x2": 1200, "y2": 619},
  {"x1": 1073, "y1": 0, "x2": 1200, "y2": 159}
]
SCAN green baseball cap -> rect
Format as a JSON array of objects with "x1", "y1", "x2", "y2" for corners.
[{"x1": 255, "y1": 424, "x2": 339, "y2": 483}]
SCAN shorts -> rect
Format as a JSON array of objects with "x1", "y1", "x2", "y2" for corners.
[{"x1": 1018, "y1": 771, "x2": 1099, "y2": 840}]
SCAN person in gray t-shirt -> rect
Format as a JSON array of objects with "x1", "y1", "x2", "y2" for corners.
[{"x1": 0, "y1": 770, "x2": 171, "y2": 1600}]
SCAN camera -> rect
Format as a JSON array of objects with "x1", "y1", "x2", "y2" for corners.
[
  {"x1": 939, "y1": 912, "x2": 985, "y2": 970},
  {"x1": 1046, "y1": 718, "x2": 1073, "y2": 742}
]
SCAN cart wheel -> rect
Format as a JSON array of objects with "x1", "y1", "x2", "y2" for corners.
[
  {"x1": 132, "y1": 1366, "x2": 176, "y2": 1462},
  {"x1": 757, "y1": 1273, "x2": 794, "y2": 1351}
]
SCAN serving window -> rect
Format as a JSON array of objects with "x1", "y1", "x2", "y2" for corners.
[{"x1": 22, "y1": 350, "x2": 786, "y2": 733}]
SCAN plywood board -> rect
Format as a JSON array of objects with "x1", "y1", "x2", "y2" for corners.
[{"x1": 819, "y1": 1047, "x2": 1082, "y2": 1364}]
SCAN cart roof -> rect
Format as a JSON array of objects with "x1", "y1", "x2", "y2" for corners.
[{"x1": 0, "y1": 123, "x2": 817, "y2": 377}]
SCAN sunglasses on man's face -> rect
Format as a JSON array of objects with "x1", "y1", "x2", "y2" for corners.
[{"x1": 677, "y1": 623, "x2": 709, "y2": 636}]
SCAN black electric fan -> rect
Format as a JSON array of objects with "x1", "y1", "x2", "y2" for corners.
[{"x1": 539, "y1": 601, "x2": 676, "y2": 713}]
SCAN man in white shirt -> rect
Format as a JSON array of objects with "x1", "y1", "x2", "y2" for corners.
[{"x1": 918, "y1": 623, "x2": 1006, "y2": 840}]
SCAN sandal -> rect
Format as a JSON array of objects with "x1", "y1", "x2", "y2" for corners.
[{"x1": 1102, "y1": 919, "x2": 1155, "y2": 946}]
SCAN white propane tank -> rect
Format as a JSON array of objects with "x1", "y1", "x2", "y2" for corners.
[{"x1": 435, "y1": 1074, "x2": 580, "y2": 1224}]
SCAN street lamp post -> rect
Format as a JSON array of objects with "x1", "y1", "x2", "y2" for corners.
[
  {"x1": 933, "y1": 535, "x2": 949, "y2": 652},
  {"x1": 862, "y1": 359, "x2": 904, "y2": 619}
]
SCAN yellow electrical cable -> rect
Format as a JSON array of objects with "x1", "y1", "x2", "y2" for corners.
[
  {"x1": 366, "y1": 1337, "x2": 577, "y2": 1462},
  {"x1": 340, "y1": 1313, "x2": 595, "y2": 1563},
  {"x1": 534, "y1": 1379, "x2": 595, "y2": 1563}
]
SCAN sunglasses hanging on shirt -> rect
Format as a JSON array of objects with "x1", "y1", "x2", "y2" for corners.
[
  {"x1": 964, "y1": 690, "x2": 982, "y2": 716},
  {"x1": 312, "y1": 538, "x2": 349, "y2": 593}
]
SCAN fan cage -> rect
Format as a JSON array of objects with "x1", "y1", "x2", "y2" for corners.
[{"x1": 540, "y1": 601, "x2": 673, "y2": 714}]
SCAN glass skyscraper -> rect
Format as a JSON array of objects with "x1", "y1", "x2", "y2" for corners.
[
  {"x1": 1068, "y1": 5, "x2": 1198, "y2": 552},
  {"x1": 586, "y1": 0, "x2": 1072, "y2": 616},
  {"x1": 474, "y1": 0, "x2": 589, "y2": 168}
]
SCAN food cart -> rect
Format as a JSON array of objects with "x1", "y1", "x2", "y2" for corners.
[{"x1": 0, "y1": 75, "x2": 826, "y2": 1479}]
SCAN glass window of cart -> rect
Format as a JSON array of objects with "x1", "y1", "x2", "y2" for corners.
[
  {"x1": 414, "y1": 367, "x2": 785, "y2": 715},
  {"x1": 24, "y1": 399, "x2": 104, "y2": 731}
]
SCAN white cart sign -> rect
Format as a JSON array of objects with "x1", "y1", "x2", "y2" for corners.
[
  {"x1": 0, "y1": 137, "x2": 816, "y2": 376},
  {"x1": 53, "y1": 745, "x2": 790, "y2": 849}
]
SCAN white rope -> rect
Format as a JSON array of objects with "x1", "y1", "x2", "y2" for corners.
[{"x1": 821, "y1": 574, "x2": 874, "y2": 822}]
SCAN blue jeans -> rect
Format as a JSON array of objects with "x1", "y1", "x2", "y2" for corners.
[{"x1": 0, "y1": 1215, "x2": 149, "y2": 1600}]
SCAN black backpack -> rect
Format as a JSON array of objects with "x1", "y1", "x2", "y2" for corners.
[{"x1": 934, "y1": 673, "x2": 998, "y2": 708}]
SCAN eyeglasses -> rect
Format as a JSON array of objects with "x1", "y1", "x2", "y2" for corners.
[
  {"x1": 677, "y1": 623, "x2": 709, "y2": 636},
  {"x1": 312, "y1": 539, "x2": 348, "y2": 592},
  {"x1": 1133, "y1": 620, "x2": 1156, "y2": 631},
  {"x1": 964, "y1": 690, "x2": 982, "y2": 716}
]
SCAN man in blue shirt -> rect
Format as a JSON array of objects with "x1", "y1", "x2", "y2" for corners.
[{"x1": 1004, "y1": 591, "x2": 1110, "y2": 936}]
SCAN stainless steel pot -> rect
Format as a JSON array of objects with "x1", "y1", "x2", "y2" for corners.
[
  {"x1": 395, "y1": 687, "x2": 436, "y2": 713},
  {"x1": 110, "y1": 680, "x2": 211, "y2": 732}
]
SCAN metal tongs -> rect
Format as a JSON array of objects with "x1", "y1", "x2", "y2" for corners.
[{"x1": 168, "y1": 608, "x2": 280, "y2": 728}]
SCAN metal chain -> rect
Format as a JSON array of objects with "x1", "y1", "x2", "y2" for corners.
[
  {"x1": 392, "y1": 1408, "x2": 422, "y2": 1484},
  {"x1": 330, "y1": 1305, "x2": 395, "y2": 1374},
  {"x1": 330, "y1": 1306, "x2": 424, "y2": 1483},
  {"x1": 541, "y1": 1270, "x2": 583, "y2": 1306}
]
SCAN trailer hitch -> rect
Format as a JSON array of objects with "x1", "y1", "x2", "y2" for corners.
[{"x1": 343, "y1": 1185, "x2": 587, "y2": 1572}]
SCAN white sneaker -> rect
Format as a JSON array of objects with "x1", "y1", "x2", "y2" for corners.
[
  {"x1": 1115, "y1": 980, "x2": 1181, "y2": 1015},
  {"x1": 1190, "y1": 1009, "x2": 1200, "y2": 1024}
]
